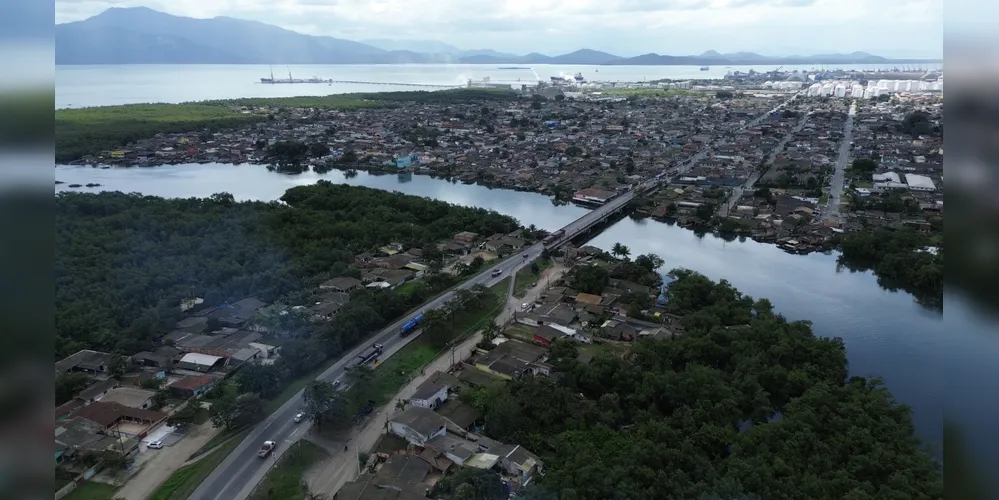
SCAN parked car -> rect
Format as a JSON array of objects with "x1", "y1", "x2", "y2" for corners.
[{"x1": 147, "y1": 440, "x2": 164, "y2": 449}]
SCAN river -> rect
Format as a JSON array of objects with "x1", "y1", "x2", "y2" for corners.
[
  {"x1": 54, "y1": 63, "x2": 941, "y2": 109},
  {"x1": 54, "y1": 163, "x2": 996, "y2": 490}
]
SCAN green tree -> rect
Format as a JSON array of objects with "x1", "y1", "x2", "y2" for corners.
[
  {"x1": 167, "y1": 403, "x2": 201, "y2": 428},
  {"x1": 236, "y1": 362, "x2": 284, "y2": 399},
  {"x1": 633, "y1": 253, "x2": 665, "y2": 273},
  {"x1": 610, "y1": 242, "x2": 630, "y2": 259},
  {"x1": 569, "y1": 265, "x2": 609, "y2": 295},
  {"x1": 55, "y1": 372, "x2": 92, "y2": 405}
]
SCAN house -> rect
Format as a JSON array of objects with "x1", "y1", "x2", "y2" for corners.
[
  {"x1": 55, "y1": 417, "x2": 129, "y2": 463},
  {"x1": 409, "y1": 379, "x2": 449, "y2": 409},
  {"x1": 472, "y1": 340, "x2": 551, "y2": 379},
  {"x1": 389, "y1": 407, "x2": 448, "y2": 446},
  {"x1": 55, "y1": 350, "x2": 117, "y2": 377},
  {"x1": 71, "y1": 401, "x2": 164, "y2": 432},
  {"x1": 334, "y1": 454, "x2": 431, "y2": 500},
  {"x1": 434, "y1": 400, "x2": 480, "y2": 430},
  {"x1": 132, "y1": 346, "x2": 182, "y2": 369},
  {"x1": 453, "y1": 231, "x2": 478, "y2": 244},
  {"x1": 99, "y1": 387, "x2": 157, "y2": 410},
  {"x1": 601, "y1": 319, "x2": 639, "y2": 341},
  {"x1": 177, "y1": 352, "x2": 225, "y2": 372},
  {"x1": 205, "y1": 297, "x2": 268, "y2": 327},
  {"x1": 319, "y1": 276, "x2": 363, "y2": 293},
  {"x1": 574, "y1": 292, "x2": 602, "y2": 306},
  {"x1": 168, "y1": 375, "x2": 217, "y2": 398},
  {"x1": 493, "y1": 443, "x2": 544, "y2": 485},
  {"x1": 77, "y1": 378, "x2": 121, "y2": 405},
  {"x1": 517, "y1": 303, "x2": 577, "y2": 328}
]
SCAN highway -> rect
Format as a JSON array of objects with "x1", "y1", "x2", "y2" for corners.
[
  {"x1": 188, "y1": 242, "x2": 547, "y2": 500},
  {"x1": 825, "y1": 100, "x2": 856, "y2": 221},
  {"x1": 187, "y1": 90, "x2": 805, "y2": 500}
]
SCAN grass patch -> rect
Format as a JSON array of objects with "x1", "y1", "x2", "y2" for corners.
[
  {"x1": 149, "y1": 429, "x2": 249, "y2": 500},
  {"x1": 818, "y1": 193, "x2": 829, "y2": 204},
  {"x1": 248, "y1": 441, "x2": 328, "y2": 500},
  {"x1": 513, "y1": 258, "x2": 551, "y2": 298},
  {"x1": 366, "y1": 278, "x2": 509, "y2": 405},
  {"x1": 60, "y1": 481, "x2": 117, "y2": 500},
  {"x1": 855, "y1": 181, "x2": 873, "y2": 188},
  {"x1": 503, "y1": 323, "x2": 537, "y2": 343}
]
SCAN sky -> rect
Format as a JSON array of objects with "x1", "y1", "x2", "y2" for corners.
[{"x1": 53, "y1": 0, "x2": 944, "y2": 58}]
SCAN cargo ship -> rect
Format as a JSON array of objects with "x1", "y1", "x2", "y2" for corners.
[{"x1": 260, "y1": 66, "x2": 332, "y2": 84}]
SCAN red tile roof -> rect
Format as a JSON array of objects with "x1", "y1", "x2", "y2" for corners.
[{"x1": 168, "y1": 375, "x2": 216, "y2": 391}]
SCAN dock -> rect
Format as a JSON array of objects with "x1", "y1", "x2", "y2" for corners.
[{"x1": 260, "y1": 79, "x2": 462, "y2": 88}]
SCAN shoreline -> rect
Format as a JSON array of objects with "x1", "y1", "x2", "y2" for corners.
[{"x1": 55, "y1": 161, "x2": 940, "y2": 309}]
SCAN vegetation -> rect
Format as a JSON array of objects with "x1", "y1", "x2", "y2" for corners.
[
  {"x1": 836, "y1": 228, "x2": 943, "y2": 310},
  {"x1": 248, "y1": 441, "x2": 328, "y2": 500},
  {"x1": 514, "y1": 258, "x2": 551, "y2": 298},
  {"x1": 55, "y1": 103, "x2": 264, "y2": 162},
  {"x1": 55, "y1": 89, "x2": 518, "y2": 162},
  {"x1": 432, "y1": 468, "x2": 508, "y2": 500},
  {"x1": 148, "y1": 430, "x2": 248, "y2": 500},
  {"x1": 60, "y1": 481, "x2": 117, "y2": 500},
  {"x1": 55, "y1": 182, "x2": 518, "y2": 358},
  {"x1": 463, "y1": 270, "x2": 942, "y2": 500}
]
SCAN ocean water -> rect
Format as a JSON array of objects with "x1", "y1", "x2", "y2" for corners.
[{"x1": 55, "y1": 63, "x2": 939, "y2": 108}]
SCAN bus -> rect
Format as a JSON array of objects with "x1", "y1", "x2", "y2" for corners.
[{"x1": 400, "y1": 313, "x2": 424, "y2": 336}]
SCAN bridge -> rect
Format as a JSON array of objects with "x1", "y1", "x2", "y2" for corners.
[{"x1": 187, "y1": 91, "x2": 803, "y2": 500}]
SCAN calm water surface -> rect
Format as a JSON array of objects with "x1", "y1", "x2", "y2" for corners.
[
  {"x1": 55, "y1": 63, "x2": 941, "y2": 108},
  {"x1": 55, "y1": 163, "x2": 996, "y2": 488}
]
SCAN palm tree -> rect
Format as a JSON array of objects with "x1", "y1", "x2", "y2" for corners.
[{"x1": 611, "y1": 242, "x2": 631, "y2": 259}]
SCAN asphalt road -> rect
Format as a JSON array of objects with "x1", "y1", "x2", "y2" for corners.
[
  {"x1": 188, "y1": 243, "x2": 546, "y2": 500},
  {"x1": 188, "y1": 90, "x2": 806, "y2": 500},
  {"x1": 825, "y1": 101, "x2": 856, "y2": 221}
]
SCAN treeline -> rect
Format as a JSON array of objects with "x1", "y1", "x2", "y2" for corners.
[
  {"x1": 55, "y1": 182, "x2": 517, "y2": 358},
  {"x1": 836, "y1": 228, "x2": 943, "y2": 310},
  {"x1": 55, "y1": 88, "x2": 519, "y2": 162},
  {"x1": 55, "y1": 103, "x2": 265, "y2": 162},
  {"x1": 463, "y1": 270, "x2": 942, "y2": 500}
]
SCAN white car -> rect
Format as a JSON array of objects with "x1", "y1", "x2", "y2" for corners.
[
  {"x1": 147, "y1": 440, "x2": 164, "y2": 449},
  {"x1": 294, "y1": 413, "x2": 304, "y2": 423}
]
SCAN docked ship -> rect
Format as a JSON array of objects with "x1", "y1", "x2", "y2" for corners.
[
  {"x1": 260, "y1": 66, "x2": 331, "y2": 84},
  {"x1": 700, "y1": 66, "x2": 710, "y2": 71},
  {"x1": 550, "y1": 72, "x2": 585, "y2": 84}
]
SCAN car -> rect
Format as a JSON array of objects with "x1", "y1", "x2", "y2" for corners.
[
  {"x1": 373, "y1": 343, "x2": 383, "y2": 350},
  {"x1": 294, "y1": 413, "x2": 304, "y2": 423},
  {"x1": 523, "y1": 253, "x2": 529, "y2": 259},
  {"x1": 147, "y1": 440, "x2": 164, "y2": 449},
  {"x1": 491, "y1": 269, "x2": 503, "y2": 277},
  {"x1": 333, "y1": 379, "x2": 342, "y2": 388}
]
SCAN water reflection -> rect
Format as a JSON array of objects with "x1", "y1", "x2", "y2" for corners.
[{"x1": 54, "y1": 162, "x2": 959, "y2": 459}]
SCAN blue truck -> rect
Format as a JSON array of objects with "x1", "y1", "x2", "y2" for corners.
[{"x1": 400, "y1": 312, "x2": 424, "y2": 336}]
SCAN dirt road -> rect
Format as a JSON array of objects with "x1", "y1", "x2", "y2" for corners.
[
  {"x1": 114, "y1": 422, "x2": 220, "y2": 500},
  {"x1": 304, "y1": 264, "x2": 569, "y2": 496}
]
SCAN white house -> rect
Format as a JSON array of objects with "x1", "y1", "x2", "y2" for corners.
[
  {"x1": 388, "y1": 407, "x2": 447, "y2": 446},
  {"x1": 905, "y1": 174, "x2": 937, "y2": 192},
  {"x1": 410, "y1": 379, "x2": 449, "y2": 409}
]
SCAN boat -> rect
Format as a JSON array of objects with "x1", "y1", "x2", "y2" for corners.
[
  {"x1": 574, "y1": 72, "x2": 585, "y2": 82},
  {"x1": 700, "y1": 66, "x2": 710, "y2": 71},
  {"x1": 498, "y1": 66, "x2": 529, "y2": 70},
  {"x1": 260, "y1": 66, "x2": 331, "y2": 84}
]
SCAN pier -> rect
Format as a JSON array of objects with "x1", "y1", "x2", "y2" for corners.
[{"x1": 260, "y1": 79, "x2": 462, "y2": 88}]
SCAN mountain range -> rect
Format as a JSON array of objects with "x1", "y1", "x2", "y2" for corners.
[{"x1": 55, "y1": 7, "x2": 942, "y2": 66}]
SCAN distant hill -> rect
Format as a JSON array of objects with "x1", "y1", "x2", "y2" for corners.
[
  {"x1": 55, "y1": 7, "x2": 430, "y2": 64},
  {"x1": 56, "y1": 7, "x2": 942, "y2": 66}
]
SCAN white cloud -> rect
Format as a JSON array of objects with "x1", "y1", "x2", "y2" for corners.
[{"x1": 55, "y1": 0, "x2": 943, "y2": 57}]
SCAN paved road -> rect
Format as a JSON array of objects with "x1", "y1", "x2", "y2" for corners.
[
  {"x1": 719, "y1": 111, "x2": 812, "y2": 216},
  {"x1": 825, "y1": 101, "x2": 856, "y2": 221},
  {"x1": 188, "y1": 244, "x2": 546, "y2": 500},
  {"x1": 188, "y1": 90, "x2": 805, "y2": 500}
]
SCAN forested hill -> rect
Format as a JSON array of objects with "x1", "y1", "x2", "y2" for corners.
[
  {"x1": 55, "y1": 182, "x2": 518, "y2": 358},
  {"x1": 471, "y1": 271, "x2": 942, "y2": 499}
]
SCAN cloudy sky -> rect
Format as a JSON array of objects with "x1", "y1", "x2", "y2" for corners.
[{"x1": 54, "y1": 0, "x2": 943, "y2": 58}]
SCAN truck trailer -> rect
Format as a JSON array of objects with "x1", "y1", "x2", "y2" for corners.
[{"x1": 400, "y1": 313, "x2": 424, "y2": 336}]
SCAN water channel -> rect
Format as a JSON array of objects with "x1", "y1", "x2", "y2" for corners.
[{"x1": 55, "y1": 163, "x2": 996, "y2": 484}]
